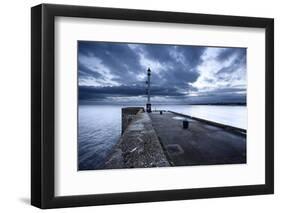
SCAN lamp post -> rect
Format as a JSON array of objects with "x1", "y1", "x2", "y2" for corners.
[{"x1": 146, "y1": 68, "x2": 152, "y2": 113}]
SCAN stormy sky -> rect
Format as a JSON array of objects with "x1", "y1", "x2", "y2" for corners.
[{"x1": 78, "y1": 41, "x2": 246, "y2": 105}]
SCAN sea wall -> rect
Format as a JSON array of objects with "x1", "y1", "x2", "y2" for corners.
[
  {"x1": 105, "y1": 108, "x2": 170, "y2": 169},
  {"x1": 121, "y1": 107, "x2": 144, "y2": 134}
]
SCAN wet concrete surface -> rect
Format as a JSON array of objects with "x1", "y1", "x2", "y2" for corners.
[{"x1": 149, "y1": 111, "x2": 246, "y2": 166}]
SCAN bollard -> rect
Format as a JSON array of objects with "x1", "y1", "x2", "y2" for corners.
[
  {"x1": 160, "y1": 111, "x2": 163, "y2": 115},
  {"x1": 183, "y1": 120, "x2": 189, "y2": 129}
]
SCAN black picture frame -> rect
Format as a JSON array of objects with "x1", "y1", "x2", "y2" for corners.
[{"x1": 31, "y1": 3, "x2": 274, "y2": 209}]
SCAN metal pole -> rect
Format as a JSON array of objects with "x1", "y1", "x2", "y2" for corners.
[{"x1": 146, "y1": 68, "x2": 151, "y2": 113}]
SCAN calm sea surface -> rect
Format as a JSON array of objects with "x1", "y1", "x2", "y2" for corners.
[{"x1": 78, "y1": 104, "x2": 247, "y2": 170}]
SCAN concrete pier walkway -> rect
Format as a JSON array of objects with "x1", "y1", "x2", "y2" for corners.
[
  {"x1": 149, "y1": 111, "x2": 246, "y2": 166},
  {"x1": 105, "y1": 111, "x2": 170, "y2": 169}
]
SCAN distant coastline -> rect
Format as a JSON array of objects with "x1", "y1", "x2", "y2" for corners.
[
  {"x1": 79, "y1": 102, "x2": 247, "y2": 106},
  {"x1": 189, "y1": 102, "x2": 246, "y2": 106}
]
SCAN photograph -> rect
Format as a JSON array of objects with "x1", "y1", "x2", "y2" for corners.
[{"x1": 78, "y1": 41, "x2": 247, "y2": 171}]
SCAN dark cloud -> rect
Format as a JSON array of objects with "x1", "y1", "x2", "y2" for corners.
[
  {"x1": 216, "y1": 49, "x2": 246, "y2": 81},
  {"x1": 187, "y1": 93, "x2": 246, "y2": 104},
  {"x1": 79, "y1": 85, "x2": 144, "y2": 99},
  {"x1": 78, "y1": 60, "x2": 103, "y2": 79},
  {"x1": 79, "y1": 84, "x2": 186, "y2": 101},
  {"x1": 138, "y1": 45, "x2": 204, "y2": 87},
  {"x1": 216, "y1": 48, "x2": 246, "y2": 62},
  {"x1": 79, "y1": 41, "x2": 142, "y2": 85}
]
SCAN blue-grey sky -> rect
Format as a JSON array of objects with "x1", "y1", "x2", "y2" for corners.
[{"x1": 78, "y1": 41, "x2": 246, "y2": 105}]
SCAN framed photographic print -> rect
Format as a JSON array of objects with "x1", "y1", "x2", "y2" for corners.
[{"x1": 31, "y1": 3, "x2": 274, "y2": 209}]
